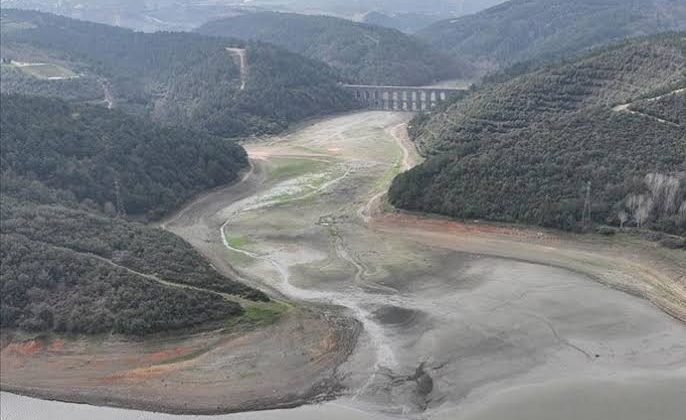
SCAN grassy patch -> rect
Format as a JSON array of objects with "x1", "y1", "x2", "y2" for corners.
[
  {"x1": 226, "y1": 234, "x2": 250, "y2": 249},
  {"x1": 224, "y1": 247, "x2": 256, "y2": 266},
  {"x1": 156, "y1": 346, "x2": 213, "y2": 365},
  {"x1": 142, "y1": 301, "x2": 290, "y2": 365},
  {"x1": 292, "y1": 145, "x2": 326, "y2": 155},
  {"x1": 221, "y1": 232, "x2": 257, "y2": 265},
  {"x1": 268, "y1": 157, "x2": 332, "y2": 181},
  {"x1": 306, "y1": 171, "x2": 337, "y2": 190},
  {"x1": 241, "y1": 303, "x2": 287, "y2": 325},
  {"x1": 15, "y1": 62, "x2": 77, "y2": 79},
  {"x1": 368, "y1": 147, "x2": 404, "y2": 195},
  {"x1": 270, "y1": 171, "x2": 339, "y2": 205},
  {"x1": 225, "y1": 300, "x2": 290, "y2": 331}
]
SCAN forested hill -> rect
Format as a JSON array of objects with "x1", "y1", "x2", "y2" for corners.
[
  {"x1": 0, "y1": 9, "x2": 356, "y2": 137},
  {"x1": 418, "y1": 0, "x2": 686, "y2": 71},
  {"x1": 1, "y1": 95, "x2": 249, "y2": 219},
  {"x1": 411, "y1": 34, "x2": 686, "y2": 155},
  {"x1": 1, "y1": 95, "x2": 267, "y2": 336},
  {"x1": 196, "y1": 12, "x2": 471, "y2": 86},
  {"x1": 389, "y1": 34, "x2": 686, "y2": 237}
]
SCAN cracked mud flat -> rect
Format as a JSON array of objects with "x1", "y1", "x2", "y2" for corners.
[{"x1": 3, "y1": 111, "x2": 686, "y2": 419}]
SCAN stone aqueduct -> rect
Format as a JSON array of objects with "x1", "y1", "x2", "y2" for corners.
[{"x1": 342, "y1": 84, "x2": 466, "y2": 111}]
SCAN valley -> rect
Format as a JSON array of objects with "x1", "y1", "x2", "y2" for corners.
[
  {"x1": 3, "y1": 111, "x2": 684, "y2": 419},
  {"x1": 1, "y1": 2, "x2": 685, "y2": 419},
  {"x1": 419, "y1": 0, "x2": 686, "y2": 71}
]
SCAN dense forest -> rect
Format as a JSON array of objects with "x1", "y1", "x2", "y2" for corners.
[
  {"x1": 1, "y1": 234, "x2": 242, "y2": 335},
  {"x1": 196, "y1": 12, "x2": 471, "y2": 86},
  {"x1": 411, "y1": 34, "x2": 686, "y2": 155},
  {"x1": 1, "y1": 95, "x2": 248, "y2": 218},
  {"x1": 390, "y1": 34, "x2": 686, "y2": 236},
  {"x1": 1, "y1": 95, "x2": 268, "y2": 335},
  {"x1": 0, "y1": 8, "x2": 356, "y2": 137},
  {"x1": 418, "y1": 0, "x2": 686, "y2": 71}
]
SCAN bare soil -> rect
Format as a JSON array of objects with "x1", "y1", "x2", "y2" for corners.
[{"x1": 1, "y1": 306, "x2": 359, "y2": 415}]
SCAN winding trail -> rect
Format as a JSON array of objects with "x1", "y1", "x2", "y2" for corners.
[{"x1": 43, "y1": 242, "x2": 242, "y2": 302}]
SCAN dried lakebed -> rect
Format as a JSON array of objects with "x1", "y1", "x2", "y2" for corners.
[{"x1": 3, "y1": 111, "x2": 686, "y2": 419}]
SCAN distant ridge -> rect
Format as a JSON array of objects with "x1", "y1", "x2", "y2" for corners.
[
  {"x1": 418, "y1": 0, "x2": 686, "y2": 71},
  {"x1": 197, "y1": 11, "x2": 472, "y2": 86}
]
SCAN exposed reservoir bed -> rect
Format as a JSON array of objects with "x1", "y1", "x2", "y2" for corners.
[{"x1": 3, "y1": 111, "x2": 685, "y2": 419}]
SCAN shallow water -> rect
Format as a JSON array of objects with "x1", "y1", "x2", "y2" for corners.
[
  {"x1": 0, "y1": 393, "x2": 395, "y2": 420},
  {"x1": 435, "y1": 373, "x2": 686, "y2": 420},
  {"x1": 5, "y1": 372, "x2": 686, "y2": 420}
]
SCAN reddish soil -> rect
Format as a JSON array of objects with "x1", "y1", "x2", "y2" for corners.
[{"x1": 1, "y1": 309, "x2": 359, "y2": 414}]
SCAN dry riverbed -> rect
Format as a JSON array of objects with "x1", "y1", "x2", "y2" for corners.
[{"x1": 2, "y1": 111, "x2": 685, "y2": 419}]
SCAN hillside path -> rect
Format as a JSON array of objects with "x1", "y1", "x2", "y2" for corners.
[
  {"x1": 612, "y1": 87, "x2": 685, "y2": 126},
  {"x1": 43, "y1": 241, "x2": 241, "y2": 301}
]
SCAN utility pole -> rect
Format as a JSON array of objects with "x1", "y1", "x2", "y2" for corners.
[{"x1": 582, "y1": 181, "x2": 592, "y2": 231}]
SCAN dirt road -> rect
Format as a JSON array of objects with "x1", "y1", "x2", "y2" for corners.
[
  {"x1": 612, "y1": 87, "x2": 685, "y2": 125},
  {"x1": 226, "y1": 48, "x2": 248, "y2": 91}
]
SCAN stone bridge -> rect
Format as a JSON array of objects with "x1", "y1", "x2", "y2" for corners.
[{"x1": 342, "y1": 84, "x2": 466, "y2": 111}]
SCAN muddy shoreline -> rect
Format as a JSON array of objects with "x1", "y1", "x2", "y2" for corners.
[
  {"x1": 1, "y1": 307, "x2": 361, "y2": 415},
  {"x1": 2, "y1": 313, "x2": 361, "y2": 416},
  {"x1": 371, "y1": 209, "x2": 686, "y2": 323},
  {"x1": 1, "y1": 379, "x2": 341, "y2": 416}
]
